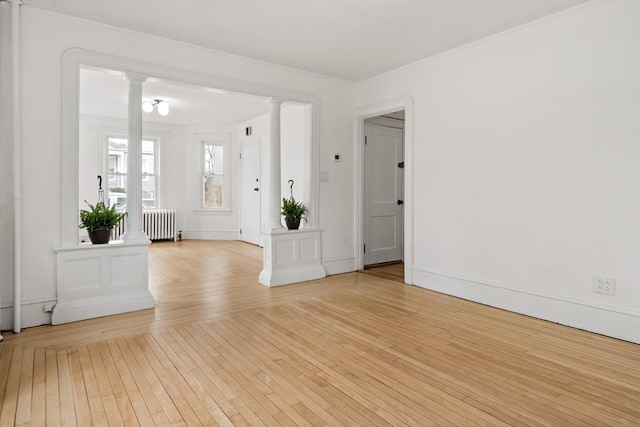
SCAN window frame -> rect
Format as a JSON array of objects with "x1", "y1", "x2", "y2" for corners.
[
  {"x1": 194, "y1": 132, "x2": 231, "y2": 213},
  {"x1": 104, "y1": 134, "x2": 161, "y2": 211}
]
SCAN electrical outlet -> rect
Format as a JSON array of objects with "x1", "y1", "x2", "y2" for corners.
[
  {"x1": 602, "y1": 278, "x2": 616, "y2": 295},
  {"x1": 592, "y1": 276, "x2": 615, "y2": 295},
  {"x1": 592, "y1": 276, "x2": 604, "y2": 293},
  {"x1": 43, "y1": 304, "x2": 53, "y2": 313}
]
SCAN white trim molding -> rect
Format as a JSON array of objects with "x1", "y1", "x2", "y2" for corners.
[
  {"x1": 322, "y1": 256, "x2": 357, "y2": 276},
  {"x1": 0, "y1": 296, "x2": 58, "y2": 330},
  {"x1": 192, "y1": 132, "x2": 232, "y2": 211},
  {"x1": 62, "y1": 47, "x2": 322, "y2": 248},
  {"x1": 413, "y1": 266, "x2": 640, "y2": 344},
  {"x1": 53, "y1": 241, "x2": 154, "y2": 325},
  {"x1": 260, "y1": 228, "x2": 326, "y2": 287}
]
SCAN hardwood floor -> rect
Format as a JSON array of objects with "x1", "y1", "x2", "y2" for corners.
[
  {"x1": 1, "y1": 240, "x2": 639, "y2": 426},
  {"x1": 361, "y1": 262, "x2": 404, "y2": 283}
]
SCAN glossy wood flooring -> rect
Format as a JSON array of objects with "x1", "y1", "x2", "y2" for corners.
[
  {"x1": 361, "y1": 262, "x2": 404, "y2": 283},
  {"x1": 1, "y1": 240, "x2": 639, "y2": 426}
]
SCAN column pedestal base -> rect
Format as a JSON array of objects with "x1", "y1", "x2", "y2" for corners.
[
  {"x1": 53, "y1": 241, "x2": 154, "y2": 324},
  {"x1": 259, "y1": 227, "x2": 326, "y2": 287}
]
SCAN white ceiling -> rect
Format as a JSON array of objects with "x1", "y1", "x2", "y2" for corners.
[
  {"x1": 46, "y1": 0, "x2": 588, "y2": 126},
  {"x1": 26, "y1": 0, "x2": 587, "y2": 82}
]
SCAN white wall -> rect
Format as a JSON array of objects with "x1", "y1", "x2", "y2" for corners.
[
  {"x1": 281, "y1": 104, "x2": 307, "y2": 204},
  {"x1": 356, "y1": 1, "x2": 640, "y2": 342},
  {"x1": 2, "y1": 6, "x2": 355, "y2": 329},
  {"x1": 0, "y1": 3, "x2": 13, "y2": 328},
  {"x1": 237, "y1": 104, "x2": 309, "y2": 234},
  {"x1": 183, "y1": 124, "x2": 238, "y2": 240}
]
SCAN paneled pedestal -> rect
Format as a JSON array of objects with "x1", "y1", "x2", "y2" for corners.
[
  {"x1": 259, "y1": 228, "x2": 326, "y2": 287},
  {"x1": 52, "y1": 240, "x2": 155, "y2": 324}
]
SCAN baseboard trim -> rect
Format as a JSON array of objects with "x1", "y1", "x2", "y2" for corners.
[
  {"x1": 259, "y1": 265, "x2": 327, "y2": 287},
  {"x1": 52, "y1": 290, "x2": 155, "y2": 325},
  {"x1": 413, "y1": 266, "x2": 640, "y2": 343},
  {"x1": 322, "y1": 256, "x2": 356, "y2": 275},
  {"x1": 1, "y1": 297, "x2": 58, "y2": 330}
]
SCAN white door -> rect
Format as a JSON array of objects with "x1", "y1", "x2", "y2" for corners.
[
  {"x1": 240, "y1": 140, "x2": 262, "y2": 245},
  {"x1": 363, "y1": 123, "x2": 403, "y2": 266}
]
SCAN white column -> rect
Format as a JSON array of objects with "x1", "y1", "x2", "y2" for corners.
[
  {"x1": 259, "y1": 98, "x2": 326, "y2": 286},
  {"x1": 268, "y1": 98, "x2": 283, "y2": 229},
  {"x1": 122, "y1": 72, "x2": 149, "y2": 242}
]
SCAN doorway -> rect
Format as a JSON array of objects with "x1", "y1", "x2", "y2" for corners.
[
  {"x1": 240, "y1": 139, "x2": 262, "y2": 245},
  {"x1": 362, "y1": 111, "x2": 405, "y2": 279}
]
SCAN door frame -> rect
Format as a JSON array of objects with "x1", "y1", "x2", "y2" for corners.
[
  {"x1": 354, "y1": 96, "x2": 415, "y2": 284},
  {"x1": 363, "y1": 122, "x2": 404, "y2": 266}
]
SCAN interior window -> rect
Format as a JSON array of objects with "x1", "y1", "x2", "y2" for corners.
[
  {"x1": 107, "y1": 137, "x2": 158, "y2": 210},
  {"x1": 202, "y1": 140, "x2": 224, "y2": 208}
]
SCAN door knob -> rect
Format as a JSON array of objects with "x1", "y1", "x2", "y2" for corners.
[
  {"x1": 254, "y1": 188, "x2": 259, "y2": 191},
  {"x1": 397, "y1": 200, "x2": 404, "y2": 205}
]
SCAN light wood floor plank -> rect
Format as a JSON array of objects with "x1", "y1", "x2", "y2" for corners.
[
  {"x1": 95, "y1": 342, "x2": 138, "y2": 427},
  {"x1": 67, "y1": 349, "x2": 92, "y2": 426},
  {"x1": 129, "y1": 336, "x2": 203, "y2": 426},
  {"x1": 222, "y1": 315, "x2": 394, "y2": 427},
  {"x1": 86, "y1": 344, "x2": 124, "y2": 427},
  {"x1": 77, "y1": 346, "x2": 107, "y2": 427},
  {"x1": 0, "y1": 240, "x2": 638, "y2": 426},
  {"x1": 105, "y1": 340, "x2": 155, "y2": 426},
  {"x1": 0, "y1": 345, "x2": 13, "y2": 420},
  {"x1": 165, "y1": 326, "x2": 280, "y2": 426},
  {"x1": 209, "y1": 317, "x2": 357, "y2": 426},
  {"x1": 30, "y1": 348, "x2": 46, "y2": 427},
  {"x1": 141, "y1": 333, "x2": 236, "y2": 427},
  {"x1": 114, "y1": 339, "x2": 172, "y2": 426},
  {"x1": 14, "y1": 346, "x2": 34, "y2": 426},
  {"x1": 0, "y1": 346, "x2": 22, "y2": 426},
  {"x1": 44, "y1": 349, "x2": 62, "y2": 427},
  {"x1": 121, "y1": 337, "x2": 187, "y2": 426},
  {"x1": 284, "y1": 303, "x2": 509, "y2": 426},
  {"x1": 56, "y1": 349, "x2": 77, "y2": 427}
]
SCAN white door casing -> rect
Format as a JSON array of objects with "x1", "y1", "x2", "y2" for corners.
[
  {"x1": 363, "y1": 123, "x2": 404, "y2": 265},
  {"x1": 240, "y1": 139, "x2": 262, "y2": 245}
]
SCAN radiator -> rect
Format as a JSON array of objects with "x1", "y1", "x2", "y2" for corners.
[{"x1": 113, "y1": 209, "x2": 177, "y2": 241}]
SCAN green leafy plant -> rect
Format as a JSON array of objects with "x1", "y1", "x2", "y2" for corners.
[
  {"x1": 281, "y1": 196, "x2": 308, "y2": 220},
  {"x1": 79, "y1": 201, "x2": 125, "y2": 231}
]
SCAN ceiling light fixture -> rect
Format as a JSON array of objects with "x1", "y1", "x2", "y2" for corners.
[{"x1": 142, "y1": 99, "x2": 170, "y2": 116}]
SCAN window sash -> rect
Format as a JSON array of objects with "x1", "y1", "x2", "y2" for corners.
[
  {"x1": 106, "y1": 136, "x2": 159, "y2": 210},
  {"x1": 201, "y1": 141, "x2": 225, "y2": 209}
]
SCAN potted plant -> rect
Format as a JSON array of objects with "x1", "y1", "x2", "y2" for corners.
[
  {"x1": 281, "y1": 179, "x2": 307, "y2": 230},
  {"x1": 281, "y1": 196, "x2": 308, "y2": 230},
  {"x1": 79, "y1": 200, "x2": 125, "y2": 244}
]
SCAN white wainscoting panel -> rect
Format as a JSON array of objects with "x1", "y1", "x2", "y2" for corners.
[
  {"x1": 259, "y1": 228, "x2": 326, "y2": 287},
  {"x1": 52, "y1": 241, "x2": 155, "y2": 324}
]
